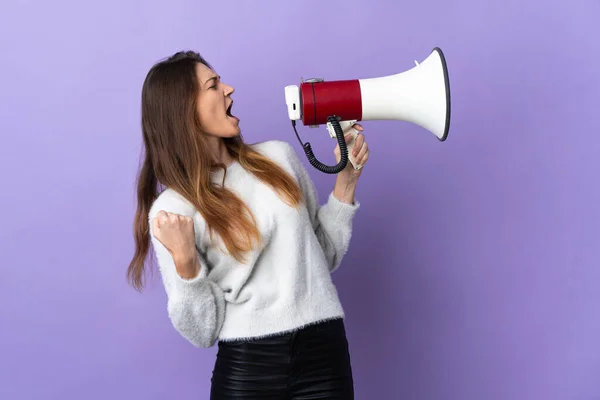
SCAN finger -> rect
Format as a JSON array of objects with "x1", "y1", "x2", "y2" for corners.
[
  {"x1": 360, "y1": 150, "x2": 370, "y2": 165},
  {"x1": 356, "y1": 142, "x2": 369, "y2": 163},
  {"x1": 352, "y1": 123, "x2": 364, "y2": 131},
  {"x1": 156, "y1": 210, "x2": 169, "y2": 224},
  {"x1": 352, "y1": 134, "x2": 365, "y2": 157}
]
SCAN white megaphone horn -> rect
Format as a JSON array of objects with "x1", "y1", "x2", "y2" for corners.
[{"x1": 284, "y1": 47, "x2": 451, "y2": 174}]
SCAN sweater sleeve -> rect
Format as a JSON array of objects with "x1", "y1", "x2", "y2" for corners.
[
  {"x1": 149, "y1": 201, "x2": 226, "y2": 348},
  {"x1": 284, "y1": 142, "x2": 360, "y2": 272}
]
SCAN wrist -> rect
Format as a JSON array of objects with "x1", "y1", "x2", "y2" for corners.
[
  {"x1": 172, "y1": 251, "x2": 200, "y2": 279},
  {"x1": 333, "y1": 174, "x2": 358, "y2": 204}
]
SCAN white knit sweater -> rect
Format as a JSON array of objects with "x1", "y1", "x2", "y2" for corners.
[{"x1": 148, "y1": 140, "x2": 360, "y2": 347}]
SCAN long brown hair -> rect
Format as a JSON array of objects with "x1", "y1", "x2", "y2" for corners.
[{"x1": 128, "y1": 51, "x2": 303, "y2": 291}]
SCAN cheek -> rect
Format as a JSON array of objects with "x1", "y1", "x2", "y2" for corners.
[{"x1": 196, "y1": 98, "x2": 223, "y2": 127}]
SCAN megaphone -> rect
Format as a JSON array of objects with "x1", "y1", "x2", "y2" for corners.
[{"x1": 284, "y1": 47, "x2": 451, "y2": 174}]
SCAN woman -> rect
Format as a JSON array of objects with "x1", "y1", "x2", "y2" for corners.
[{"x1": 128, "y1": 51, "x2": 370, "y2": 399}]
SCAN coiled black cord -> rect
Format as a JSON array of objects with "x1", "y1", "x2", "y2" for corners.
[{"x1": 292, "y1": 115, "x2": 348, "y2": 174}]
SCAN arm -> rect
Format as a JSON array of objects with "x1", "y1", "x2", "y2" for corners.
[
  {"x1": 285, "y1": 143, "x2": 360, "y2": 272},
  {"x1": 149, "y1": 207, "x2": 226, "y2": 348},
  {"x1": 333, "y1": 173, "x2": 359, "y2": 205}
]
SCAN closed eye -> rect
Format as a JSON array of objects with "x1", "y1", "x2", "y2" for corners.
[{"x1": 205, "y1": 76, "x2": 220, "y2": 90}]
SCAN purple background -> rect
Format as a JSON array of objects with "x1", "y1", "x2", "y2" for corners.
[{"x1": 1, "y1": 0, "x2": 599, "y2": 399}]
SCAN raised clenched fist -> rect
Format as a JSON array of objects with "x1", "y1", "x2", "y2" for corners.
[{"x1": 152, "y1": 210, "x2": 199, "y2": 279}]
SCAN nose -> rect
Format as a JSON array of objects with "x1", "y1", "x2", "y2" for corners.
[{"x1": 224, "y1": 83, "x2": 235, "y2": 96}]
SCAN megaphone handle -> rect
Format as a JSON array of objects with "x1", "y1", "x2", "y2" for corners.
[
  {"x1": 326, "y1": 120, "x2": 363, "y2": 170},
  {"x1": 345, "y1": 128, "x2": 363, "y2": 171}
]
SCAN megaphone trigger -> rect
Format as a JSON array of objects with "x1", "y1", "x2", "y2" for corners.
[{"x1": 326, "y1": 119, "x2": 357, "y2": 139}]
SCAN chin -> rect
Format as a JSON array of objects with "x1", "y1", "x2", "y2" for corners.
[
  {"x1": 225, "y1": 129, "x2": 241, "y2": 138},
  {"x1": 226, "y1": 118, "x2": 241, "y2": 136},
  {"x1": 206, "y1": 118, "x2": 242, "y2": 138},
  {"x1": 218, "y1": 127, "x2": 241, "y2": 139}
]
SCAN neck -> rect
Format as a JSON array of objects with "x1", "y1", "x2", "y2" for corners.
[{"x1": 206, "y1": 136, "x2": 234, "y2": 166}]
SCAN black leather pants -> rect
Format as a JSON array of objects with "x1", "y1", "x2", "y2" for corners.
[{"x1": 210, "y1": 318, "x2": 354, "y2": 399}]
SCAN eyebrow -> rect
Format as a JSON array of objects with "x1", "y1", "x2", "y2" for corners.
[{"x1": 203, "y1": 76, "x2": 220, "y2": 87}]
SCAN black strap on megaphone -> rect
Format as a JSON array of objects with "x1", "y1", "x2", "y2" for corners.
[{"x1": 291, "y1": 115, "x2": 349, "y2": 174}]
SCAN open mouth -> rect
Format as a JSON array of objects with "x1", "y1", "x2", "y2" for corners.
[{"x1": 226, "y1": 102, "x2": 235, "y2": 118}]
